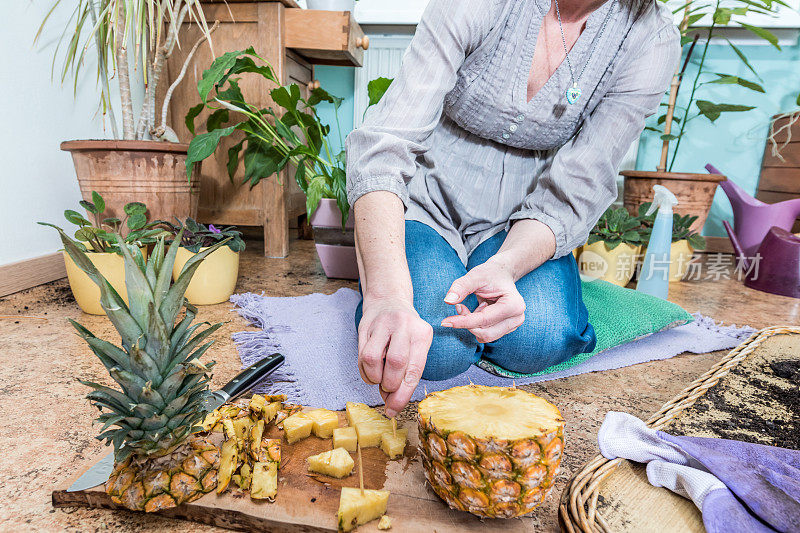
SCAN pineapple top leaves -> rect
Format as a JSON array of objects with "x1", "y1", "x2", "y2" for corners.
[{"x1": 51, "y1": 226, "x2": 229, "y2": 461}]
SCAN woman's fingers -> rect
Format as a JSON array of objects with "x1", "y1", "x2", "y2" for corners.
[
  {"x1": 470, "y1": 314, "x2": 526, "y2": 343},
  {"x1": 359, "y1": 325, "x2": 390, "y2": 385},
  {"x1": 443, "y1": 294, "x2": 525, "y2": 330},
  {"x1": 443, "y1": 271, "x2": 484, "y2": 305},
  {"x1": 384, "y1": 321, "x2": 432, "y2": 417},
  {"x1": 380, "y1": 327, "x2": 410, "y2": 394}
]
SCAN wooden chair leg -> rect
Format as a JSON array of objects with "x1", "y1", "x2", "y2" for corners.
[{"x1": 263, "y1": 175, "x2": 289, "y2": 258}]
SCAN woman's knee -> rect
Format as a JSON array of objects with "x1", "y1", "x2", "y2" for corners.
[{"x1": 422, "y1": 325, "x2": 477, "y2": 381}]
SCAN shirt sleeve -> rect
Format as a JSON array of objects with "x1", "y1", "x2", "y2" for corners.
[
  {"x1": 508, "y1": 20, "x2": 681, "y2": 259},
  {"x1": 344, "y1": 0, "x2": 498, "y2": 207}
]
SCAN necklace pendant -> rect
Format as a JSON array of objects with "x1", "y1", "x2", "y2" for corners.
[{"x1": 566, "y1": 84, "x2": 582, "y2": 105}]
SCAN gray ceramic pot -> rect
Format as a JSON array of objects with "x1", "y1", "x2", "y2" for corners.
[{"x1": 310, "y1": 198, "x2": 358, "y2": 280}]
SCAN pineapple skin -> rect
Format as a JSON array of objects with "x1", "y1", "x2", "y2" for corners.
[
  {"x1": 337, "y1": 487, "x2": 389, "y2": 532},
  {"x1": 106, "y1": 435, "x2": 219, "y2": 512},
  {"x1": 417, "y1": 387, "x2": 565, "y2": 519}
]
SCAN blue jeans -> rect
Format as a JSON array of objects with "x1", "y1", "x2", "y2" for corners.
[{"x1": 355, "y1": 221, "x2": 596, "y2": 381}]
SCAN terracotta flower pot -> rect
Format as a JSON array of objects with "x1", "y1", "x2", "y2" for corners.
[
  {"x1": 61, "y1": 140, "x2": 199, "y2": 223},
  {"x1": 620, "y1": 170, "x2": 725, "y2": 233},
  {"x1": 578, "y1": 241, "x2": 641, "y2": 286},
  {"x1": 309, "y1": 198, "x2": 358, "y2": 280},
  {"x1": 64, "y1": 248, "x2": 147, "y2": 315},
  {"x1": 172, "y1": 246, "x2": 240, "y2": 305},
  {"x1": 641, "y1": 239, "x2": 695, "y2": 282}
]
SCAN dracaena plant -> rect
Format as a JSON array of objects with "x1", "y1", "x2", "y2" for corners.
[
  {"x1": 638, "y1": 202, "x2": 707, "y2": 250},
  {"x1": 162, "y1": 218, "x2": 245, "y2": 253},
  {"x1": 184, "y1": 48, "x2": 349, "y2": 225},
  {"x1": 587, "y1": 207, "x2": 644, "y2": 249},
  {"x1": 38, "y1": 191, "x2": 162, "y2": 253},
  {"x1": 36, "y1": 0, "x2": 216, "y2": 142},
  {"x1": 652, "y1": 0, "x2": 786, "y2": 172}
]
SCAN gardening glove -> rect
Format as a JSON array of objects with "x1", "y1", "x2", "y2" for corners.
[{"x1": 598, "y1": 411, "x2": 800, "y2": 533}]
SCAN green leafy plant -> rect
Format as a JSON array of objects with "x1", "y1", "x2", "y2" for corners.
[
  {"x1": 184, "y1": 48, "x2": 349, "y2": 225},
  {"x1": 363, "y1": 77, "x2": 393, "y2": 118},
  {"x1": 38, "y1": 191, "x2": 162, "y2": 253},
  {"x1": 637, "y1": 202, "x2": 707, "y2": 250},
  {"x1": 651, "y1": 0, "x2": 786, "y2": 171},
  {"x1": 162, "y1": 218, "x2": 245, "y2": 253},
  {"x1": 587, "y1": 207, "x2": 644, "y2": 249},
  {"x1": 36, "y1": 0, "x2": 216, "y2": 141}
]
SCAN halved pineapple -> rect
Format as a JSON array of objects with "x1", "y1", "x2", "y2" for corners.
[
  {"x1": 306, "y1": 408, "x2": 340, "y2": 438},
  {"x1": 251, "y1": 462, "x2": 278, "y2": 500},
  {"x1": 283, "y1": 412, "x2": 314, "y2": 443},
  {"x1": 345, "y1": 402, "x2": 383, "y2": 426},
  {"x1": 262, "y1": 401, "x2": 281, "y2": 423},
  {"x1": 337, "y1": 487, "x2": 389, "y2": 532},
  {"x1": 333, "y1": 427, "x2": 358, "y2": 452},
  {"x1": 378, "y1": 515, "x2": 392, "y2": 530},
  {"x1": 217, "y1": 438, "x2": 240, "y2": 494},
  {"x1": 307, "y1": 447, "x2": 354, "y2": 478},
  {"x1": 417, "y1": 384, "x2": 565, "y2": 518},
  {"x1": 355, "y1": 419, "x2": 393, "y2": 448},
  {"x1": 380, "y1": 428, "x2": 408, "y2": 460}
]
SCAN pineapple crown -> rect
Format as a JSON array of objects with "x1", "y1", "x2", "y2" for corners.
[{"x1": 51, "y1": 226, "x2": 229, "y2": 461}]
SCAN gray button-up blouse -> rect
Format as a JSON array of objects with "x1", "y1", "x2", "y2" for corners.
[{"x1": 345, "y1": 0, "x2": 680, "y2": 262}]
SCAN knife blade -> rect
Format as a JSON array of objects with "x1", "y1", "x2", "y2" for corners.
[{"x1": 67, "y1": 353, "x2": 285, "y2": 492}]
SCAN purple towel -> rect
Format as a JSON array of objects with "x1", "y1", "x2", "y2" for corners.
[{"x1": 599, "y1": 412, "x2": 800, "y2": 533}]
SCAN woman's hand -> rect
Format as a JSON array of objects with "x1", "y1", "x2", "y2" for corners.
[
  {"x1": 441, "y1": 258, "x2": 526, "y2": 343},
  {"x1": 358, "y1": 296, "x2": 433, "y2": 417}
]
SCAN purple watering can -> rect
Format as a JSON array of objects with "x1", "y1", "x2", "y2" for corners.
[
  {"x1": 724, "y1": 222, "x2": 800, "y2": 299},
  {"x1": 706, "y1": 163, "x2": 800, "y2": 257}
]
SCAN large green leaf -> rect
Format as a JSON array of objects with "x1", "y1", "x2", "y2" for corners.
[
  {"x1": 227, "y1": 140, "x2": 244, "y2": 180},
  {"x1": 197, "y1": 47, "x2": 263, "y2": 102},
  {"x1": 243, "y1": 141, "x2": 286, "y2": 188},
  {"x1": 708, "y1": 73, "x2": 764, "y2": 93},
  {"x1": 185, "y1": 124, "x2": 241, "y2": 179},
  {"x1": 185, "y1": 103, "x2": 204, "y2": 135},
  {"x1": 696, "y1": 100, "x2": 756, "y2": 122},
  {"x1": 739, "y1": 23, "x2": 781, "y2": 49},
  {"x1": 271, "y1": 84, "x2": 302, "y2": 112},
  {"x1": 367, "y1": 77, "x2": 393, "y2": 107},
  {"x1": 206, "y1": 109, "x2": 230, "y2": 132},
  {"x1": 218, "y1": 55, "x2": 277, "y2": 89}
]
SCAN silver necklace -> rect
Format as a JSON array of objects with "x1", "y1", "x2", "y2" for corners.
[{"x1": 553, "y1": 0, "x2": 615, "y2": 104}]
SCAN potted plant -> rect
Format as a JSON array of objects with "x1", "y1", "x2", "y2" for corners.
[
  {"x1": 579, "y1": 207, "x2": 644, "y2": 286},
  {"x1": 638, "y1": 203, "x2": 707, "y2": 282},
  {"x1": 37, "y1": 0, "x2": 218, "y2": 222},
  {"x1": 622, "y1": 0, "x2": 783, "y2": 232},
  {"x1": 162, "y1": 218, "x2": 245, "y2": 305},
  {"x1": 38, "y1": 192, "x2": 162, "y2": 315}
]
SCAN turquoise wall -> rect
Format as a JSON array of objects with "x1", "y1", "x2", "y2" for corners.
[
  {"x1": 637, "y1": 39, "x2": 800, "y2": 237},
  {"x1": 312, "y1": 41, "x2": 800, "y2": 237}
]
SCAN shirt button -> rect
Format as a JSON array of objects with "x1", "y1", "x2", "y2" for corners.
[
  {"x1": 516, "y1": 114, "x2": 525, "y2": 122},
  {"x1": 509, "y1": 124, "x2": 518, "y2": 132},
  {"x1": 502, "y1": 133, "x2": 510, "y2": 139}
]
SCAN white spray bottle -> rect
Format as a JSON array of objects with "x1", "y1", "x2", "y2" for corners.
[{"x1": 636, "y1": 185, "x2": 678, "y2": 299}]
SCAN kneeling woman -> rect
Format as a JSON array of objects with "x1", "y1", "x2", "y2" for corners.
[{"x1": 346, "y1": 0, "x2": 679, "y2": 416}]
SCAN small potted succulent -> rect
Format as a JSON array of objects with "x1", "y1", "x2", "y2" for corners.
[
  {"x1": 579, "y1": 207, "x2": 644, "y2": 286},
  {"x1": 638, "y1": 203, "x2": 707, "y2": 282},
  {"x1": 163, "y1": 218, "x2": 245, "y2": 305},
  {"x1": 39, "y1": 192, "x2": 161, "y2": 314}
]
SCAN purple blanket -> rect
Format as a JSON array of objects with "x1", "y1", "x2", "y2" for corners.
[{"x1": 230, "y1": 288, "x2": 754, "y2": 410}]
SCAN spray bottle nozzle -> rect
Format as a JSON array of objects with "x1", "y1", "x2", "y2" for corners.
[{"x1": 645, "y1": 184, "x2": 679, "y2": 217}]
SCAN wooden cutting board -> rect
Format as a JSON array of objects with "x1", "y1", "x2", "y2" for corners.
[{"x1": 53, "y1": 412, "x2": 549, "y2": 532}]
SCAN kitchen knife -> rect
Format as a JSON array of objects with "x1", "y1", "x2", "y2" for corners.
[{"x1": 67, "y1": 353, "x2": 285, "y2": 492}]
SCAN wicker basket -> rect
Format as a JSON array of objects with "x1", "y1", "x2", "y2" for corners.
[{"x1": 559, "y1": 325, "x2": 800, "y2": 533}]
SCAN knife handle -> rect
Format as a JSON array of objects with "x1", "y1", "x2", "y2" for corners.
[{"x1": 221, "y1": 353, "x2": 285, "y2": 401}]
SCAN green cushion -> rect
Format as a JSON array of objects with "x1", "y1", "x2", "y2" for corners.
[{"x1": 476, "y1": 279, "x2": 694, "y2": 378}]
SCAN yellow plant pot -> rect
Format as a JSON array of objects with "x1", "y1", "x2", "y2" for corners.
[
  {"x1": 642, "y1": 239, "x2": 695, "y2": 282},
  {"x1": 63, "y1": 248, "x2": 146, "y2": 315},
  {"x1": 578, "y1": 241, "x2": 641, "y2": 287},
  {"x1": 173, "y1": 246, "x2": 240, "y2": 305}
]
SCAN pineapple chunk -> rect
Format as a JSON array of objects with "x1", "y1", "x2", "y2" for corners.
[
  {"x1": 232, "y1": 416, "x2": 255, "y2": 446},
  {"x1": 264, "y1": 394, "x2": 288, "y2": 402},
  {"x1": 249, "y1": 420, "x2": 265, "y2": 461},
  {"x1": 345, "y1": 402, "x2": 384, "y2": 426},
  {"x1": 378, "y1": 515, "x2": 392, "y2": 530},
  {"x1": 199, "y1": 409, "x2": 221, "y2": 431},
  {"x1": 283, "y1": 412, "x2": 314, "y2": 443},
  {"x1": 307, "y1": 448, "x2": 354, "y2": 478},
  {"x1": 333, "y1": 427, "x2": 358, "y2": 452},
  {"x1": 249, "y1": 394, "x2": 266, "y2": 413},
  {"x1": 217, "y1": 438, "x2": 239, "y2": 494},
  {"x1": 355, "y1": 419, "x2": 393, "y2": 448},
  {"x1": 306, "y1": 408, "x2": 340, "y2": 438},
  {"x1": 251, "y1": 461, "x2": 278, "y2": 500},
  {"x1": 337, "y1": 487, "x2": 389, "y2": 532},
  {"x1": 262, "y1": 401, "x2": 281, "y2": 423},
  {"x1": 380, "y1": 428, "x2": 408, "y2": 460}
]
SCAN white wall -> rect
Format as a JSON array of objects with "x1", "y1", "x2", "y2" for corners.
[{"x1": 0, "y1": 1, "x2": 142, "y2": 266}]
